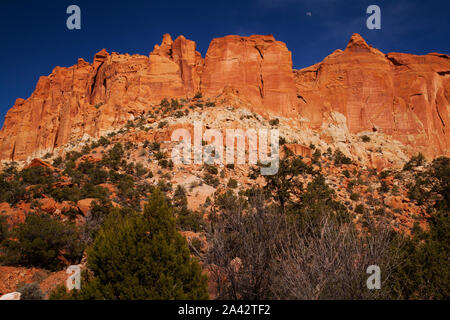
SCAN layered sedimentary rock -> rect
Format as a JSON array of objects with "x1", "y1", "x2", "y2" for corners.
[
  {"x1": 0, "y1": 34, "x2": 203, "y2": 161},
  {"x1": 201, "y1": 35, "x2": 299, "y2": 117},
  {"x1": 295, "y1": 34, "x2": 449, "y2": 158},
  {"x1": 0, "y1": 33, "x2": 448, "y2": 162}
]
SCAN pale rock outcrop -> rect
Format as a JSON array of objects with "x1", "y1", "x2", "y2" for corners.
[{"x1": 0, "y1": 292, "x2": 21, "y2": 300}]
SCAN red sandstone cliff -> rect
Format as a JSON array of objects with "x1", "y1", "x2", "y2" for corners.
[
  {"x1": 295, "y1": 34, "x2": 450, "y2": 158},
  {"x1": 201, "y1": 34, "x2": 298, "y2": 117},
  {"x1": 0, "y1": 33, "x2": 448, "y2": 161}
]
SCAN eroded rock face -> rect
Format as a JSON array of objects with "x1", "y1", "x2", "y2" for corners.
[
  {"x1": 0, "y1": 33, "x2": 448, "y2": 162},
  {"x1": 0, "y1": 34, "x2": 203, "y2": 161},
  {"x1": 201, "y1": 35, "x2": 299, "y2": 117},
  {"x1": 294, "y1": 34, "x2": 450, "y2": 158}
]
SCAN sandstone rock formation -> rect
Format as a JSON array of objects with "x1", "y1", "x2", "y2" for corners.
[
  {"x1": 0, "y1": 33, "x2": 448, "y2": 162},
  {"x1": 0, "y1": 34, "x2": 203, "y2": 162},
  {"x1": 201, "y1": 35, "x2": 298, "y2": 117},
  {"x1": 295, "y1": 34, "x2": 449, "y2": 158}
]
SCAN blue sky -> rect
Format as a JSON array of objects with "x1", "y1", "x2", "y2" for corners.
[{"x1": 0, "y1": 0, "x2": 449, "y2": 127}]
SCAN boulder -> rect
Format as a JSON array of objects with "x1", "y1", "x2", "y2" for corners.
[
  {"x1": 0, "y1": 292, "x2": 21, "y2": 300},
  {"x1": 76, "y1": 198, "x2": 98, "y2": 216}
]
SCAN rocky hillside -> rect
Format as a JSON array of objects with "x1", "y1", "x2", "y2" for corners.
[
  {"x1": 0, "y1": 33, "x2": 448, "y2": 163},
  {"x1": 0, "y1": 91, "x2": 448, "y2": 299}
]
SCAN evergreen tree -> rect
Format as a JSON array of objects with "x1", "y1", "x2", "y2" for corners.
[
  {"x1": 77, "y1": 188, "x2": 208, "y2": 299},
  {"x1": 0, "y1": 213, "x2": 83, "y2": 271},
  {"x1": 0, "y1": 215, "x2": 8, "y2": 244},
  {"x1": 388, "y1": 157, "x2": 449, "y2": 299}
]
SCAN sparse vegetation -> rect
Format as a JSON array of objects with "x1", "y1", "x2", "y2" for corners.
[
  {"x1": 403, "y1": 153, "x2": 426, "y2": 171},
  {"x1": 0, "y1": 213, "x2": 83, "y2": 271},
  {"x1": 17, "y1": 282, "x2": 45, "y2": 300},
  {"x1": 194, "y1": 92, "x2": 202, "y2": 99},
  {"x1": 0, "y1": 98, "x2": 447, "y2": 301},
  {"x1": 227, "y1": 178, "x2": 238, "y2": 189},
  {"x1": 361, "y1": 135, "x2": 371, "y2": 142},
  {"x1": 269, "y1": 118, "x2": 279, "y2": 126},
  {"x1": 333, "y1": 149, "x2": 352, "y2": 165},
  {"x1": 72, "y1": 189, "x2": 208, "y2": 299}
]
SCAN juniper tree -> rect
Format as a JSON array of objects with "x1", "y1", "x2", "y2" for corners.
[{"x1": 76, "y1": 188, "x2": 208, "y2": 300}]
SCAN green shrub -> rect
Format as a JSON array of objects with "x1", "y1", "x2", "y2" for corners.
[
  {"x1": 403, "y1": 153, "x2": 425, "y2": 171},
  {"x1": 174, "y1": 111, "x2": 184, "y2": 118},
  {"x1": 350, "y1": 192, "x2": 360, "y2": 201},
  {"x1": 135, "y1": 163, "x2": 147, "y2": 177},
  {"x1": 269, "y1": 118, "x2": 279, "y2": 126},
  {"x1": 0, "y1": 215, "x2": 8, "y2": 243},
  {"x1": 312, "y1": 149, "x2": 322, "y2": 165},
  {"x1": 379, "y1": 170, "x2": 390, "y2": 179},
  {"x1": 81, "y1": 144, "x2": 91, "y2": 155},
  {"x1": 171, "y1": 98, "x2": 181, "y2": 109},
  {"x1": 20, "y1": 166, "x2": 55, "y2": 186},
  {"x1": 333, "y1": 149, "x2": 352, "y2": 165},
  {"x1": 177, "y1": 207, "x2": 205, "y2": 233},
  {"x1": 0, "y1": 174, "x2": 26, "y2": 205},
  {"x1": 158, "y1": 121, "x2": 168, "y2": 129},
  {"x1": 81, "y1": 199, "x2": 114, "y2": 246},
  {"x1": 388, "y1": 210, "x2": 449, "y2": 299},
  {"x1": 98, "y1": 136, "x2": 110, "y2": 147},
  {"x1": 65, "y1": 151, "x2": 83, "y2": 162},
  {"x1": 170, "y1": 184, "x2": 185, "y2": 203},
  {"x1": 81, "y1": 183, "x2": 109, "y2": 201},
  {"x1": 154, "y1": 151, "x2": 166, "y2": 160},
  {"x1": 158, "y1": 159, "x2": 169, "y2": 168},
  {"x1": 50, "y1": 186, "x2": 82, "y2": 202},
  {"x1": 343, "y1": 170, "x2": 350, "y2": 178},
  {"x1": 355, "y1": 204, "x2": 365, "y2": 214},
  {"x1": 75, "y1": 189, "x2": 208, "y2": 299},
  {"x1": 160, "y1": 98, "x2": 170, "y2": 108},
  {"x1": 102, "y1": 143, "x2": 124, "y2": 169},
  {"x1": 203, "y1": 173, "x2": 220, "y2": 187},
  {"x1": 227, "y1": 178, "x2": 238, "y2": 189},
  {"x1": 204, "y1": 164, "x2": 218, "y2": 175},
  {"x1": 124, "y1": 141, "x2": 134, "y2": 150},
  {"x1": 48, "y1": 284, "x2": 73, "y2": 300},
  {"x1": 190, "y1": 237, "x2": 203, "y2": 254},
  {"x1": 194, "y1": 92, "x2": 202, "y2": 99},
  {"x1": 62, "y1": 207, "x2": 79, "y2": 220},
  {"x1": 157, "y1": 179, "x2": 172, "y2": 192},
  {"x1": 17, "y1": 282, "x2": 44, "y2": 300},
  {"x1": 379, "y1": 180, "x2": 390, "y2": 193},
  {"x1": 149, "y1": 142, "x2": 161, "y2": 151},
  {"x1": 53, "y1": 156, "x2": 63, "y2": 167},
  {"x1": 0, "y1": 213, "x2": 83, "y2": 271}
]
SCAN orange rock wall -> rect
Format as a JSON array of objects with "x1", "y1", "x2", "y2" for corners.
[
  {"x1": 295, "y1": 34, "x2": 450, "y2": 158},
  {"x1": 0, "y1": 33, "x2": 448, "y2": 161},
  {"x1": 0, "y1": 34, "x2": 203, "y2": 161},
  {"x1": 201, "y1": 35, "x2": 298, "y2": 117}
]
